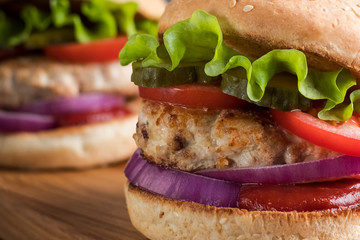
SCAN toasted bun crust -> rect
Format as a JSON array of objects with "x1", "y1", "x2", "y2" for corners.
[
  {"x1": 0, "y1": 114, "x2": 137, "y2": 170},
  {"x1": 159, "y1": 0, "x2": 360, "y2": 73},
  {"x1": 126, "y1": 183, "x2": 360, "y2": 240}
]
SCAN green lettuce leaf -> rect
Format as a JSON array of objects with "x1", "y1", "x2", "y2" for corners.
[
  {"x1": 73, "y1": 0, "x2": 118, "y2": 42},
  {"x1": 0, "y1": 6, "x2": 52, "y2": 48},
  {"x1": 318, "y1": 89, "x2": 360, "y2": 121},
  {"x1": 136, "y1": 19, "x2": 159, "y2": 36},
  {"x1": 1, "y1": 0, "x2": 156, "y2": 48},
  {"x1": 0, "y1": 11, "x2": 24, "y2": 47},
  {"x1": 119, "y1": 9, "x2": 358, "y2": 121},
  {"x1": 18, "y1": 5, "x2": 52, "y2": 46},
  {"x1": 51, "y1": 0, "x2": 123, "y2": 43},
  {"x1": 110, "y1": 2, "x2": 138, "y2": 36},
  {"x1": 120, "y1": 10, "x2": 252, "y2": 73},
  {"x1": 300, "y1": 68, "x2": 356, "y2": 103},
  {"x1": 164, "y1": 10, "x2": 220, "y2": 70},
  {"x1": 22, "y1": 5, "x2": 52, "y2": 31},
  {"x1": 119, "y1": 34, "x2": 161, "y2": 65},
  {"x1": 248, "y1": 49, "x2": 308, "y2": 101},
  {"x1": 50, "y1": 0, "x2": 72, "y2": 26}
]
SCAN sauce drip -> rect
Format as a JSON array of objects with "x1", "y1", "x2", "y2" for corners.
[
  {"x1": 56, "y1": 106, "x2": 131, "y2": 127},
  {"x1": 238, "y1": 179, "x2": 360, "y2": 212}
]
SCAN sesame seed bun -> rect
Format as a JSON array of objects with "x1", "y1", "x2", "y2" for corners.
[
  {"x1": 159, "y1": 0, "x2": 360, "y2": 74},
  {"x1": 111, "y1": 0, "x2": 167, "y2": 21}
]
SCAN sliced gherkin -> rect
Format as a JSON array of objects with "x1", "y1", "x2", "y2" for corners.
[
  {"x1": 222, "y1": 68, "x2": 311, "y2": 111},
  {"x1": 131, "y1": 62, "x2": 217, "y2": 87},
  {"x1": 25, "y1": 28, "x2": 75, "y2": 49}
]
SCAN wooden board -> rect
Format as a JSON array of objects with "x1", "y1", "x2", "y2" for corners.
[{"x1": 0, "y1": 162, "x2": 147, "y2": 240}]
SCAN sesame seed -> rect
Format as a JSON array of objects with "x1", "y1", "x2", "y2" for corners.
[
  {"x1": 230, "y1": 0, "x2": 237, "y2": 8},
  {"x1": 243, "y1": 5, "x2": 254, "y2": 12}
]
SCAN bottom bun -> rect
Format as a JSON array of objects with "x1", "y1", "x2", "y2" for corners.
[
  {"x1": 125, "y1": 183, "x2": 360, "y2": 240},
  {"x1": 0, "y1": 114, "x2": 137, "y2": 169}
]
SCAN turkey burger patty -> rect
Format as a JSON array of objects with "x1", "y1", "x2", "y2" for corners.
[{"x1": 136, "y1": 100, "x2": 338, "y2": 171}]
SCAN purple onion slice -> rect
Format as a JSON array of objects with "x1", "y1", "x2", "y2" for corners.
[
  {"x1": 196, "y1": 155, "x2": 360, "y2": 184},
  {"x1": 125, "y1": 149, "x2": 240, "y2": 208},
  {"x1": 0, "y1": 111, "x2": 55, "y2": 133},
  {"x1": 19, "y1": 93, "x2": 125, "y2": 116}
]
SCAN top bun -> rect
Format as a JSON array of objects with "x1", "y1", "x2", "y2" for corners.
[
  {"x1": 159, "y1": 0, "x2": 360, "y2": 74},
  {"x1": 110, "y1": 0, "x2": 167, "y2": 20}
]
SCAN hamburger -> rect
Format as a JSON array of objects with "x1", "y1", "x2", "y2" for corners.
[
  {"x1": 0, "y1": 0, "x2": 166, "y2": 169},
  {"x1": 120, "y1": 0, "x2": 360, "y2": 239}
]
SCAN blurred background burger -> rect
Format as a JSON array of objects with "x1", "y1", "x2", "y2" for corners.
[{"x1": 0, "y1": 0, "x2": 166, "y2": 169}]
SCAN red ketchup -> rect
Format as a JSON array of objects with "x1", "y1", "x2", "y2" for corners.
[
  {"x1": 238, "y1": 179, "x2": 360, "y2": 212},
  {"x1": 57, "y1": 106, "x2": 131, "y2": 127}
]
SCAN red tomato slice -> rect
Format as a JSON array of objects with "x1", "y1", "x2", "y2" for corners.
[
  {"x1": 139, "y1": 84, "x2": 249, "y2": 109},
  {"x1": 57, "y1": 106, "x2": 131, "y2": 127},
  {"x1": 271, "y1": 109, "x2": 360, "y2": 156},
  {"x1": 45, "y1": 36, "x2": 127, "y2": 63}
]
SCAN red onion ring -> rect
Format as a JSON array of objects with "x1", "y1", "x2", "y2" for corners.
[
  {"x1": 126, "y1": 150, "x2": 360, "y2": 211},
  {"x1": 0, "y1": 111, "x2": 55, "y2": 133},
  {"x1": 196, "y1": 155, "x2": 360, "y2": 184},
  {"x1": 125, "y1": 149, "x2": 240, "y2": 207},
  {"x1": 19, "y1": 93, "x2": 125, "y2": 116}
]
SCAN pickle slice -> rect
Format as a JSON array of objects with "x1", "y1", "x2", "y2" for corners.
[
  {"x1": 25, "y1": 28, "x2": 75, "y2": 49},
  {"x1": 133, "y1": 64, "x2": 311, "y2": 111},
  {"x1": 131, "y1": 62, "x2": 217, "y2": 87},
  {"x1": 222, "y1": 68, "x2": 311, "y2": 111}
]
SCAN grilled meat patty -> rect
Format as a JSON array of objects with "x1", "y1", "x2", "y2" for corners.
[
  {"x1": 0, "y1": 56, "x2": 137, "y2": 109},
  {"x1": 135, "y1": 100, "x2": 339, "y2": 171}
]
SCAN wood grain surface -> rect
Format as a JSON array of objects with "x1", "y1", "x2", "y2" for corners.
[{"x1": 0, "y1": 162, "x2": 147, "y2": 240}]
